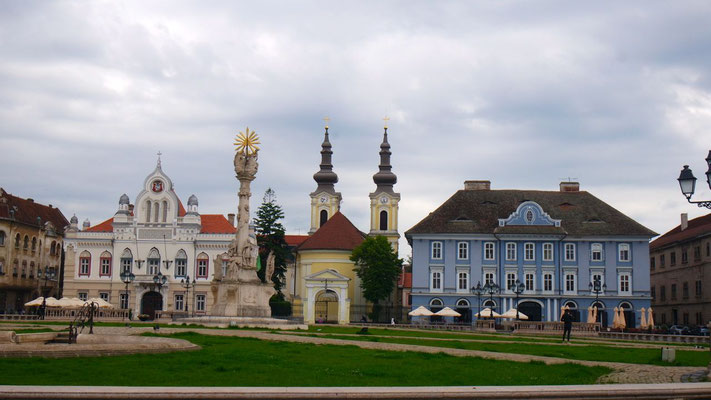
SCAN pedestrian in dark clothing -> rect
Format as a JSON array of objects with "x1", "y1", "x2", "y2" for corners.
[{"x1": 561, "y1": 309, "x2": 573, "y2": 342}]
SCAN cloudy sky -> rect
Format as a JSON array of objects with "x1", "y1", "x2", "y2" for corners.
[{"x1": 1, "y1": 1, "x2": 710, "y2": 256}]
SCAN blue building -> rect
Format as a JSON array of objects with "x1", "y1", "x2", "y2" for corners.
[{"x1": 405, "y1": 180, "x2": 657, "y2": 327}]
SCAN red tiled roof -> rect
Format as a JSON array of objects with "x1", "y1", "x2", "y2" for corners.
[
  {"x1": 85, "y1": 218, "x2": 114, "y2": 232},
  {"x1": 297, "y1": 212, "x2": 365, "y2": 251},
  {"x1": 285, "y1": 234, "x2": 309, "y2": 247},
  {"x1": 175, "y1": 194, "x2": 186, "y2": 217},
  {"x1": 650, "y1": 212, "x2": 711, "y2": 250},
  {"x1": 200, "y1": 214, "x2": 236, "y2": 234},
  {"x1": 0, "y1": 188, "x2": 69, "y2": 232},
  {"x1": 399, "y1": 272, "x2": 412, "y2": 288}
]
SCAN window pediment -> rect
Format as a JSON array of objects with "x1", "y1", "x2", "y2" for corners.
[{"x1": 499, "y1": 201, "x2": 561, "y2": 227}]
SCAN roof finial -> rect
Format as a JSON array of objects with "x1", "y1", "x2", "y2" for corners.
[
  {"x1": 323, "y1": 116, "x2": 330, "y2": 130},
  {"x1": 383, "y1": 116, "x2": 390, "y2": 129},
  {"x1": 157, "y1": 151, "x2": 162, "y2": 168}
]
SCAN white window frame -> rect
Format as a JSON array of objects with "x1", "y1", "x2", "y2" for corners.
[
  {"x1": 524, "y1": 271, "x2": 535, "y2": 292},
  {"x1": 484, "y1": 270, "x2": 496, "y2": 286},
  {"x1": 175, "y1": 258, "x2": 187, "y2": 277},
  {"x1": 563, "y1": 272, "x2": 577, "y2": 295},
  {"x1": 99, "y1": 292, "x2": 109, "y2": 302},
  {"x1": 564, "y1": 243, "x2": 576, "y2": 262},
  {"x1": 591, "y1": 243, "x2": 603, "y2": 262},
  {"x1": 119, "y1": 293, "x2": 129, "y2": 309},
  {"x1": 78, "y1": 292, "x2": 88, "y2": 301},
  {"x1": 618, "y1": 272, "x2": 631, "y2": 295},
  {"x1": 543, "y1": 272, "x2": 554, "y2": 292},
  {"x1": 196, "y1": 294, "x2": 206, "y2": 312},
  {"x1": 524, "y1": 242, "x2": 535, "y2": 261},
  {"x1": 175, "y1": 294, "x2": 184, "y2": 311},
  {"x1": 506, "y1": 272, "x2": 517, "y2": 293},
  {"x1": 484, "y1": 242, "x2": 495, "y2": 260},
  {"x1": 543, "y1": 243, "x2": 553, "y2": 261},
  {"x1": 457, "y1": 242, "x2": 469, "y2": 260},
  {"x1": 456, "y1": 269, "x2": 469, "y2": 293},
  {"x1": 430, "y1": 267, "x2": 443, "y2": 293},
  {"x1": 79, "y1": 257, "x2": 90, "y2": 276},
  {"x1": 590, "y1": 271, "x2": 605, "y2": 294},
  {"x1": 506, "y1": 242, "x2": 517, "y2": 261},
  {"x1": 100, "y1": 258, "x2": 111, "y2": 276},
  {"x1": 618, "y1": 243, "x2": 630, "y2": 262},
  {"x1": 431, "y1": 241, "x2": 443, "y2": 260}
]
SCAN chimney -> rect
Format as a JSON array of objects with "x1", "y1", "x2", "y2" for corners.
[
  {"x1": 681, "y1": 213, "x2": 688, "y2": 231},
  {"x1": 27, "y1": 198, "x2": 34, "y2": 202},
  {"x1": 560, "y1": 182, "x2": 580, "y2": 192},
  {"x1": 464, "y1": 180, "x2": 491, "y2": 191},
  {"x1": 228, "y1": 213, "x2": 235, "y2": 226},
  {"x1": 129, "y1": 204, "x2": 135, "y2": 214}
]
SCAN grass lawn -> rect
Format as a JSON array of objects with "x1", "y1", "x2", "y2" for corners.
[
  {"x1": 309, "y1": 334, "x2": 709, "y2": 367},
  {"x1": 0, "y1": 332, "x2": 610, "y2": 386}
]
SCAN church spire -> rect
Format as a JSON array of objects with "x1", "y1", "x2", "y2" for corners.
[
  {"x1": 372, "y1": 127, "x2": 397, "y2": 194},
  {"x1": 312, "y1": 126, "x2": 339, "y2": 194}
]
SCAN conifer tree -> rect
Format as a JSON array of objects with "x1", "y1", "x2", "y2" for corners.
[{"x1": 254, "y1": 188, "x2": 290, "y2": 297}]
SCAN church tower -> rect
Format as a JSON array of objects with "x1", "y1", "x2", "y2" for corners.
[
  {"x1": 369, "y1": 126, "x2": 400, "y2": 251},
  {"x1": 309, "y1": 125, "x2": 342, "y2": 234}
]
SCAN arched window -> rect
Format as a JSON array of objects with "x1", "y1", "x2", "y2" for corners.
[
  {"x1": 31, "y1": 237, "x2": 37, "y2": 252},
  {"x1": 49, "y1": 241, "x2": 55, "y2": 256},
  {"x1": 23, "y1": 235, "x2": 29, "y2": 250},
  {"x1": 379, "y1": 210, "x2": 388, "y2": 231},
  {"x1": 456, "y1": 298, "x2": 470, "y2": 308},
  {"x1": 120, "y1": 248, "x2": 133, "y2": 274},
  {"x1": 79, "y1": 251, "x2": 91, "y2": 276},
  {"x1": 21, "y1": 260, "x2": 27, "y2": 277},
  {"x1": 483, "y1": 299, "x2": 497, "y2": 308},
  {"x1": 147, "y1": 248, "x2": 160, "y2": 275},
  {"x1": 319, "y1": 209, "x2": 328, "y2": 227},
  {"x1": 51, "y1": 241, "x2": 57, "y2": 256},
  {"x1": 100, "y1": 251, "x2": 112, "y2": 277},
  {"x1": 175, "y1": 249, "x2": 187, "y2": 277},
  {"x1": 196, "y1": 252, "x2": 209, "y2": 279},
  {"x1": 15, "y1": 234, "x2": 20, "y2": 249},
  {"x1": 563, "y1": 300, "x2": 578, "y2": 309},
  {"x1": 29, "y1": 262, "x2": 35, "y2": 277},
  {"x1": 146, "y1": 200, "x2": 152, "y2": 223},
  {"x1": 154, "y1": 202, "x2": 160, "y2": 223},
  {"x1": 162, "y1": 200, "x2": 168, "y2": 222},
  {"x1": 0, "y1": 231, "x2": 5, "y2": 246}
]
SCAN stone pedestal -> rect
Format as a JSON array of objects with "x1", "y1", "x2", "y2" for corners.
[{"x1": 210, "y1": 278, "x2": 274, "y2": 317}]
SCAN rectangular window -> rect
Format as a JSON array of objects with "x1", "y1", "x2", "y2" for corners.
[
  {"x1": 671, "y1": 284, "x2": 677, "y2": 300},
  {"x1": 431, "y1": 241, "x2": 442, "y2": 260},
  {"x1": 484, "y1": 272, "x2": 495, "y2": 286},
  {"x1": 591, "y1": 243, "x2": 603, "y2": 261},
  {"x1": 506, "y1": 243, "x2": 517, "y2": 261},
  {"x1": 196, "y1": 294, "x2": 206, "y2": 312},
  {"x1": 651, "y1": 286, "x2": 656, "y2": 301},
  {"x1": 564, "y1": 273, "x2": 576, "y2": 293},
  {"x1": 119, "y1": 293, "x2": 129, "y2": 309},
  {"x1": 506, "y1": 273, "x2": 516, "y2": 292},
  {"x1": 78, "y1": 292, "x2": 88, "y2": 301},
  {"x1": 650, "y1": 257, "x2": 655, "y2": 270},
  {"x1": 148, "y1": 259, "x2": 159, "y2": 275},
  {"x1": 175, "y1": 259, "x2": 187, "y2": 277},
  {"x1": 619, "y1": 274, "x2": 630, "y2": 294},
  {"x1": 618, "y1": 244, "x2": 630, "y2": 262},
  {"x1": 100, "y1": 257, "x2": 111, "y2": 276},
  {"x1": 660, "y1": 254, "x2": 665, "y2": 267},
  {"x1": 484, "y1": 242, "x2": 495, "y2": 260},
  {"x1": 693, "y1": 246, "x2": 701, "y2": 260},
  {"x1": 681, "y1": 248, "x2": 688, "y2": 264},
  {"x1": 670, "y1": 251, "x2": 676, "y2": 266},
  {"x1": 121, "y1": 258, "x2": 132, "y2": 274},
  {"x1": 564, "y1": 243, "x2": 576, "y2": 261},
  {"x1": 683, "y1": 312, "x2": 689, "y2": 325},
  {"x1": 197, "y1": 259, "x2": 208, "y2": 278},
  {"x1": 457, "y1": 270, "x2": 469, "y2": 291},
  {"x1": 79, "y1": 256, "x2": 90, "y2": 276},
  {"x1": 707, "y1": 242, "x2": 710, "y2": 257},
  {"x1": 525, "y1": 272, "x2": 534, "y2": 291},
  {"x1": 430, "y1": 270, "x2": 442, "y2": 291},
  {"x1": 524, "y1": 243, "x2": 534, "y2": 261},
  {"x1": 175, "y1": 294, "x2": 184, "y2": 311},
  {"x1": 543, "y1": 273, "x2": 553, "y2": 291},
  {"x1": 682, "y1": 282, "x2": 689, "y2": 299},
  {"x1": 543, "y1": 243, "x2": 553, "y2": 261},
  {"x1": 696, "y1": 280, "x2": 702, "y2": 297},
  {"x1": 660, "y1": 285, "x2": 666, "y2": 301},
  {"x1": 99, "y1": 292, "x2": 109, "y2": 302},
  {"x1": 457, "y1": 242, "x2": 469, "y2": 260}
]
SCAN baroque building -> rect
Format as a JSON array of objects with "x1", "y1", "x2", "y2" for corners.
[
  {"x1": 0, "y1": 188, "x2": 68, "y2": 313},
  {"x1": 650, "y1": 212, "x2": 711, "y2": 327},
  {"x1": 63, "y1": 158, "x2": 235, "y2": 319},
  {"x1": 405, "y1": 180, "x2": 656, "y2": 327},
  {"x1": 289, "y1": 125, "x2": 400, "y2": 324}
]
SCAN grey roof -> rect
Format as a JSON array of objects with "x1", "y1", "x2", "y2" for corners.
[
  {"x1": 372, "y1": 128, "x2": 397, "y2": 194},
  {"x1": 187, "y1": 194, "x2": 198, "y2": 206},
  {"x1": 405, "y1": 189, "x2": 657, "y2": 240},
  {"x1": 312, "y1": 128, "x2": 338, "y2": 194},
  {"x1": 119, "y1": 193, "x2": 130, "y2": 205}
]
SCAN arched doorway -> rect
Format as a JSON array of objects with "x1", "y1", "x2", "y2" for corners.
[
  {"x1": 314, "y1": 290, "x2": 339, "y2": 323},
  {"x1": 592, "y1": 301, "x2": 608, "y2": 327},
  {"x1": 619, "y1": 302, "x2": 635, "y2": 328},
  {"x1": 429, "y1": 298, "x2": 443, "y2": 323},
  {"x1": 518, "y1": 301, "x2": 542, "y2": 321},
  {"x1": 141, "y1": 291, "x2": 163, "y2": 320},
  {"x1": 563, "y1": 301, "x2": 580, "y2": 322},
  {"x1": 455, "y1": 298, "x2": 471, "y2": 323}
]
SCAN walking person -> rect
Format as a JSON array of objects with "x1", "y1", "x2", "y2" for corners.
[{"x1": 561, "y1": 309, "x2": 573, "y2": 342}]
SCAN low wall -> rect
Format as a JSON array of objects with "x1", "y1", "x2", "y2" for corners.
[
  {"x1": 43, "y1": 309, "x2": 129, "y2": 321},
  {"x1": 0, "y1": 315, "x2": 39, "y2": 321},
  {"x1": 600, "y1": 331, "x2": 710, "y2": 344},
  {"x1": 15, "y1": 332, "x2": 58, "y2": 343}
]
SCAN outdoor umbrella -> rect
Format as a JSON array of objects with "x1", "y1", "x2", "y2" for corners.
[
  {"x1": 618, "y1": 308, "x2": 627, "y2": 329},
  {"x1": 408, "y1": 306, "x2": 434, "y2": 317},
  {"x1": 57, "y1": 297, "x2": 85, "y2": 308},
  {"x1": 24, "y1": 297, "x2": 45, "y2": 307},
  {"x1": 586, "y1": 306, "x2": 594, "y2": 324},
  {"x1": 639, "y1": 307, "x2": 647, "y2": 329},
  {"x1": 647, "y1": 307, "x2": 654, "y2": 328},
  {"x1": 500, "y1": 308, "x2": 528, "y2": 320},
  {"x1": 434, "y1": 307, "x2": 461, "y2": 317},
  {"x1": 475, "y1": 308, "x2": 500, "y2": 318},
  {"x1": 87, "y1": 298, "x2": 114, "y2": 308},
  {"x1": 41, "y1": 297, "x2": 61, "y2": 307}
]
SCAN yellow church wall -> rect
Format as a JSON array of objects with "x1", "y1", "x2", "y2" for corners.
[{"x1": 296, "y1": 249, "x2": 359, "y2": 301}]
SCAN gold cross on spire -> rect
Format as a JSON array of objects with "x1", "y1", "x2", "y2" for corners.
[
  {"x1": 383, "y1": 116, "x2": 390, "y2": 129},
  {"x1": 323, "y1": 116, "x2": 330, "y2": 129}
]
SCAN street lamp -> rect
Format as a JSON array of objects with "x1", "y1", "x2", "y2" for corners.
[
  {"x1": 510, "y1": 279, "x2": 525, "y2": 320},
  {"x1": 588, "y1": 276, "x2": 606, "y2": 322},
  {"x1": 677, "y1": 150, "x2": 711, "y2": 209},
  {"x1": 484, "y1": 281, "x2": 500, "y2": 319},
  {"x1": 471, "y1": 281, "x2": 484, "y2": 321},
  {"x1": 120, "y1": 270, "x2": 135, "y2": 321},
  {"x1": 40, "y1": 266, "x2": 55, "y2": 320},
  {"x1": 152, "y1": 271, "x2": 167, "y2": 320},
  {"x1": 180, "y1": 276, "x2": 195, "y2": 317}
]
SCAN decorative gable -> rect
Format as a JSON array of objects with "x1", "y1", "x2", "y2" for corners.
[
  {"x1": 498, "y1": 201, "x2": 561, "y2": 227},
  {"x1": 304, "y1": 268, "x2": 351, "y2": 283}
]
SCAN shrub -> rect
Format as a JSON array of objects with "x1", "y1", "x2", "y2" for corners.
[{"x1": 270, "y1": 298, "x2": 292, "y2": 317}]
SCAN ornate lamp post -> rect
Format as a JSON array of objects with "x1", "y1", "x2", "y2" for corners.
[
  {"x1": 510, "y1": 279, "x2": 525, "y2": 320},
  {"x1": 471, "y1": 281, "x2": 484, "y2": 321},
  {"x1": 484, "y1": 281, "x2": 500, "y2": 319},
  {"x1": 120, "y1": 270, "x2": 135, "y2": 321},
  {"x1": 152, "y1": 271, "x2": 167, "y2": 320},
  {"x1": 40, "y1": 266, "x2": 55, "y2": 320},
  {"x1": 180, "y1": 276, "x2": 195, "y2": 317},
  {"x1": 677, "y1": 150, "x2": 711, "y2": 209},
  {"x1": 588, "y1": 276, "x2": 606, "y2": 322}
]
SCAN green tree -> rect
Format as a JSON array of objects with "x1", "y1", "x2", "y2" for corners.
[
  {"x1": 350, "y1": 235, "x2": 403, "y2": 320},
  {"x1": 254, "y1": 188, "x2": 290, "y2": 297}
]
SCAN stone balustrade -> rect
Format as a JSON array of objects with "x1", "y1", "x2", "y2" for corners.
[
  {"x1": 599, "y1": 331, "x2": 710, "y2": 344},
  {"x1": 43, "y1": 308, "x2": 129, "y2": 321}
]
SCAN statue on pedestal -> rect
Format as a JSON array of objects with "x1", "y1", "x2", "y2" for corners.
[{"x1": 211, "y1": 128, "x2": 275, "y2": 317}]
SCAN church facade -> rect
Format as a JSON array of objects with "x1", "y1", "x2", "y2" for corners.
[
  {"x1": 289, "y1": 125, "x2": 400, "y2": 324},
  {"x1": 406, "y1": 180, "x2": 656, "y2": 327},
  {"x1": 63, "y1": 158, "x2": 235, "y2": 319}
]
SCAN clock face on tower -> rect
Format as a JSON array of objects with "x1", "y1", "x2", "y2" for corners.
[
  {"x1": 151, "y1": 180, "x2": 164, "y2": 193},
  {"x1": 380, "y1": 196, "x2": 388, "y2": 204},
  {"x1": 320, "y1": 196, "x2": 327, "y2": 203}
]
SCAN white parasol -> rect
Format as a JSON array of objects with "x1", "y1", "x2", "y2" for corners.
[
  {"x1": 408, "y1": 306, "x2": 434, "y2": 316},
  {"x1": 475, "y1": 308, "x2": 501, "y2": 318},
  {"x1": 500, "y1": 308, "x2": 528, "y2": 320},
  {"x1": 434, "y1": 307, "x2": 461, "y2": 317}
]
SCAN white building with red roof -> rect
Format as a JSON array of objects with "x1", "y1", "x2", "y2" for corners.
[{"x1": 63, "y1": 157, "x2": 235, "y2": 319}]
